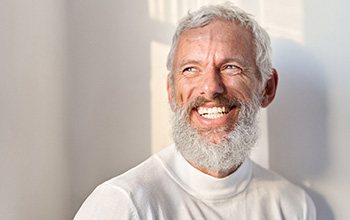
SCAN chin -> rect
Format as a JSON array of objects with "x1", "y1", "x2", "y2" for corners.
[{"x1": 196, "y1": 127, "x2": 233, "y2": 145}]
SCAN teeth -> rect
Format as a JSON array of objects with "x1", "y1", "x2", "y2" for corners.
[
  {"x1": 197, "y1": 106, "x2": 229, "y2": 119},
  {"x1": 202, "y1": 113, "x2": 224, "y2": 119}
]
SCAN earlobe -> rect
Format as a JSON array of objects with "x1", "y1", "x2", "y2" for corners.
[{"x1": 261, "y1": 68, "x2": 278, "y2": 108}]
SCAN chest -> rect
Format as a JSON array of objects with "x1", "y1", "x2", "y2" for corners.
[{"x1": 134, "y1": 188, "x2": 289, "y2": 220}]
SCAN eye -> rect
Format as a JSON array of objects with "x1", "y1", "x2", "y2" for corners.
[
  {"x1": 182, "y1": 67, "x2": 198, "y2": 75},
  {"x1": 221, "y1": 64, "x2": 242, "y2": 75}
]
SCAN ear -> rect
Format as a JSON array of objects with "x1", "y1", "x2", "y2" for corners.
[
  {"x1": 167, "y1": 74, "x2": 175, "y2": 111},
  {"x1": 261, "y1": 68, "x2": 278, "y2": 108}
]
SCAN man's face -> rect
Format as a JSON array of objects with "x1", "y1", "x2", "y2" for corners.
[{"x1": 170, "y1": 20, "x2": 261, "y2": 143}]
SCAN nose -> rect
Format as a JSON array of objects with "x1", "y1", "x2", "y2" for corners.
[{"x1": 200, "y1": 68, "x2": 225, "y2": 99}]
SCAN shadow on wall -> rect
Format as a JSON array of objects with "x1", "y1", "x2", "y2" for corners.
[{"x1": 268, "y1": 38, "x2": 334, "y2": 220}]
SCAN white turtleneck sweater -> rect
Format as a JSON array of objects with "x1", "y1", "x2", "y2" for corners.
[{"x1": 74, "y1": 145, "x2": 316, "y2": 220}]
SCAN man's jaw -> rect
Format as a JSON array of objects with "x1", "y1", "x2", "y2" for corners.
[{"x1": 172, "y1": 96, "x2": 260, "y2": 177}]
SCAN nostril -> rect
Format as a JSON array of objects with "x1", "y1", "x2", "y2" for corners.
[{"x1": 202, "y1": 78, "x2": 225, "y2": 98}]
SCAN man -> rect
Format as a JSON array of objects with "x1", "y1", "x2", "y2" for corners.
[{"x1": 75, "y1": 3, "x2": 316, "y2": 219}]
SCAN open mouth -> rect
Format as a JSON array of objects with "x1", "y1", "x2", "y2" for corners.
[{"x1": 197, "y1": 106, "x2": 233, "y2": 119}]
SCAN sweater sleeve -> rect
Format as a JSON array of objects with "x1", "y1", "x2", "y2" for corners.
[{"x1": 74, "y1": 183, "x2": 139, "y2": 220}]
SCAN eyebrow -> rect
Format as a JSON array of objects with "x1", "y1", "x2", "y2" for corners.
[
  {"x1": 177, "y1": 59, "x2": 201, "y2": 68},
  {"x1": 218, "y1": 57, "x2": 249, "y2": 67},
  {"x1": 173, "y1": 59, "x2": 200, "y2": 73}
]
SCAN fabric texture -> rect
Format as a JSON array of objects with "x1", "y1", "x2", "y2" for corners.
[{"x1": 74, "y1": 144, "x2": 316, "y2": 220}]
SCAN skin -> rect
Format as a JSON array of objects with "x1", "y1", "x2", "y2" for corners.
[{"x1": 167, "y1": 20, "x2": 278, "y2": 177}]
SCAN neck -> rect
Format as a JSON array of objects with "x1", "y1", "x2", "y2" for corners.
[{"x1": 189, "y1": 161, "x2": 241, "y2": 178}]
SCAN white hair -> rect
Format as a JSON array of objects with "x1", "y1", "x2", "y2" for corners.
[{"x1": 167, "y1": 2, "x2": 272, "y2": 89}]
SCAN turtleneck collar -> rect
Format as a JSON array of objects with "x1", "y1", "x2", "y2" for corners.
[{"x1": 156, "y1": 144, "x2": 253, "y2": 201}]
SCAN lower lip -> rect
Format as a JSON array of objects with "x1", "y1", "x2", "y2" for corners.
[{"x1": 191, "y1": 107, "x2": 239, "y2": 129}]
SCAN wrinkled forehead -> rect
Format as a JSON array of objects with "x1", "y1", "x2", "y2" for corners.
[{"x1": 174, "y1": 20, "x2": 257, "y2": 67}]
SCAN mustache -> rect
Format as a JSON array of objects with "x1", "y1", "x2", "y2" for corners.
[{"x1": 190, "y1": 96, "x2": 241, "y2": 108}]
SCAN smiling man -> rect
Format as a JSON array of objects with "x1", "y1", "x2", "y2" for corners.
[{"x1": 75, "y1": 3, "x2": 316, "y2": 220}]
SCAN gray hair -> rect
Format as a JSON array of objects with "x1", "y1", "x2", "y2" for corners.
[{"x1": 167, "y1": 3, "x2": 272, "y2": 89}]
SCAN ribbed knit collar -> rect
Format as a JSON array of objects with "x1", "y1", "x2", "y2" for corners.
[{"x1": 156, "y1": 144, "x2": 253, "y2": 201}]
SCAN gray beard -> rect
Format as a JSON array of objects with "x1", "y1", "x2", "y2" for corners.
[{"x1": 172, "y1": 98, "x2": 260, "y2": 173}]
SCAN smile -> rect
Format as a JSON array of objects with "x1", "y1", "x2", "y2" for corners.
[{"x1": 197, "y1": 106, "x2": 230, "y2": 119}]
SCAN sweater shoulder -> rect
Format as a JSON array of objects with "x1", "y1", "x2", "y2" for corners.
[
  {"x1": 103, "y1": 146, "x2": 173, "y2": 196},
  {"x1": 249, "y1": 161, "x2": 316, "y2": 218},
  {"x1": 108, "y1": 156, "x2": 163, "y2": 190},
  {"x1": 250, "y1": 161, "x2": 305, "y2": 195}
]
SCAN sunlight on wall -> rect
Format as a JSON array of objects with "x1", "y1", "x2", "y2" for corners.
[
  {"x1": 149, "y1": 0, "x2": 304, "y2": 168},
  {"x1": 261, "y1": 0, "x2": 304, "y2": 43},
  {"x1": 149, "y1": 0, "x2": 228, "y2": 25},
  {"x1": 150, "y1": 41, "x2": 172, "y2": 153},
  {"x1": 148, "y1": 0, "x2": 177, "y2": 25}
]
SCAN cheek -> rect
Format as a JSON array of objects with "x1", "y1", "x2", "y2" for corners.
[
  {"x1": 174, "y1": 78, "x2": 198, "y2": 105},
  {"x1": 224, "y1": 77, "x2": 259, "y2": 101}
]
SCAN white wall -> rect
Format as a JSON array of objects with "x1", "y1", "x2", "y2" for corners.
[
  {"x1": 269, "y1": 1, "x2": 350, "y2": 219},
  {"x1": 0, "y1": 0, "x2": 70, "y2": 219},
  {"x1": 66, "y1": 0, "x2": 154, "y2": 214},
  {"x1": 1, "y1": 0, "x2": 349, "y2": 219}
]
